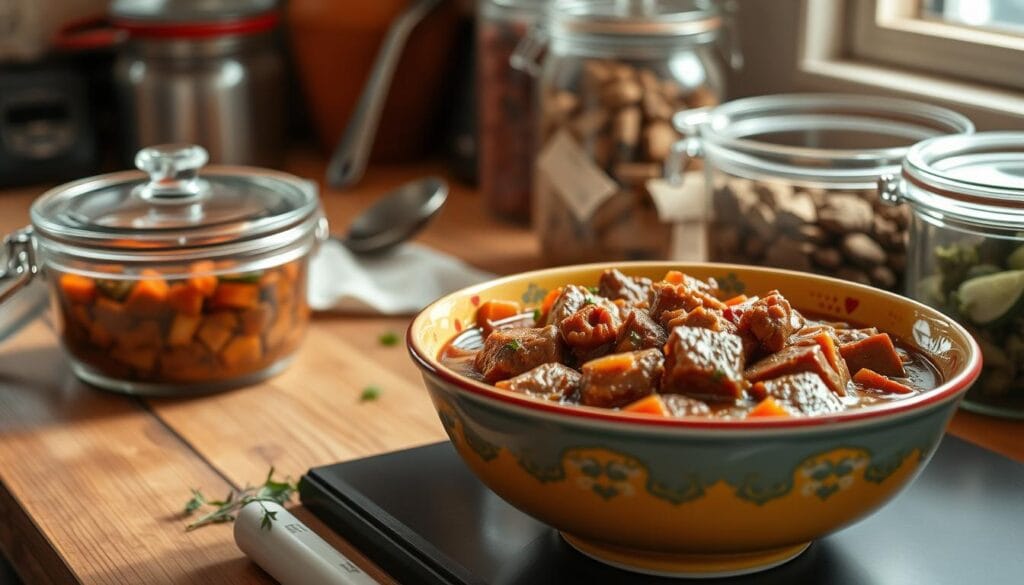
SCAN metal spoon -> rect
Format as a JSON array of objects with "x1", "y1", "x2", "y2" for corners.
[{"x1": 336, "y1": 176, "x2": 448, "y2": 255}]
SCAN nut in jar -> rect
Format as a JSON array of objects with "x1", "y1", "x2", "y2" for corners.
[
  {"x1": 518, "y1": 0, "x2": 735, "y2": 266},
  {"x1": 0, "y1": 144, "x2": 326, "y2": 396}
]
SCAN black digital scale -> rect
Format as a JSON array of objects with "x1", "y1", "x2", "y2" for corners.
[{"x1": 301, "y1": 436, "x2": 1023, "y2": 585}]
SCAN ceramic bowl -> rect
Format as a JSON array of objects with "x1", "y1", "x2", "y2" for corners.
[{"x1": 407, "y1": 263, "x2": 981, "y2": 578}]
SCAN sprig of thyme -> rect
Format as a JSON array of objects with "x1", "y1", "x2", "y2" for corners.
[{"x1": 183, "y1": 467, "x2": 296, "y2": 532}]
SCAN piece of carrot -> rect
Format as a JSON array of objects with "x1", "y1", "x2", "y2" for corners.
[
  {"x1": 539, "y1": 287, "x2": 563, "y2": 320},
  {"x1": 187, "y1": 261, "x2": 218, "y2": 297},
  {"x1": 167, "y1": 283, "x2": 204, "y2": 316},
  {"x1": 747, "y1": 396, "x2": 793, "y2": 418},
  {"x1": 853, "y1": 368, "x2": 914, "y2": 395},
  {"x1": 724, "y1": 294, "x2": 748, "y2": 307},
  {"x1": 59, "y1": 274, "x2": 96, "y2": 305},
  {"x1": 125, "y1": 270, "x2": 169, "y2": 315},
  {"x1": 663, "y1": 270, "x2": 685, "y2": 285},
  {"x1": 210, "y1": 281, "x2": 260, "y2": 310},
  {"x1": 280, "y1": 262, "x2": 299, "y2": 282},
  {"x1": 476, "y1": 300, "x2": 522, "y2": 330},
  {"x1": 583, "y1": 352, "x2": 636, "y2": 374},
  {"x1": 623, "y1": 394, "x2": 669, "y2": 416}
]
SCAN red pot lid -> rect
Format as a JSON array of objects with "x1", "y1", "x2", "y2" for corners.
[{"x1": 110, "y1": 0, "x2": 279, "y2": 38}]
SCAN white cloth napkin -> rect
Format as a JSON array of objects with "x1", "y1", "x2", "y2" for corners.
[{"x1": 308, "y1": 239, "x2": 495, "y2": 315}]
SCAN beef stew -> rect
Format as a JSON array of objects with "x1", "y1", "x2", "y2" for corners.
[{"x1": 440, "y1": 269, "x2": 940, "y2": 420}]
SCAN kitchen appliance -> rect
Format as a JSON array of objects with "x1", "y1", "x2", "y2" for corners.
[
  {"x1": 111, "y1": 0, "x2": 286, "y2": 167},
  {"x1": 0, "y1": 64, "x2": 98, "y2": 187}
]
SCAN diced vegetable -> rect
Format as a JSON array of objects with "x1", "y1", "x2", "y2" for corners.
[
  {"x1": 956, "y1": 270, "x2": 1024, "y2": 325},
  {"x1": 188, "y1": 261, "x2": 218, "y2": 296},
  {"x1": 724, "y1": 294, "x2": 748, "y2": 307},
  {"x1": 240, "y1": 303, "x2": 274, "y2": 335},
  {"x1": 264, "y1": 310, "x2": 292, "y2": 350},
  {"x1": 539, "y1": 287, "x2": 563, "y2": 321},
  {"x1": 623, "y1": 394, "x2": 669, "y2": 416},
  {"x1": 116, "y1": 320, "x2": 161, "y2": 350},
  {"x1": 747, "y1": 396, "x2": 792, "y2": 418},
  {"x1": 59, "y1": 274, "x2": 96, "y2": 305},
  {"x1": 125, "y1": 270, "x2": 170, "y2": 314},
  {"x1": 280, "y1": 262, "x2": 299, "y2": 282},
  {"x1": 220, "y1": 335, "x2": 262, "y2": 368},
  {"x1": 168, "y1": 313, "x2": 202, "y2": 347},
  {"x1": 219, "y1": 272, "x2": 262, "y2": 284},
  {"x1": 197, "y1": 313, "x2": 238, "y2": 353},
  {"x1": 110, "y1": 345, "x2": 158, "y2": 372},
  {"x1": 475, "y1": 300, "x2": 522, "y2": 330},
  {"x1": 853, "y1": 368, "x2": 913, "y2": 395},
  {"x1": 585, "y1": 352, "x2": 636, "y2": 374},
  {"x1": 88, "y1": 321, "x2": 114, "y2": 349},
  {"x1": 663, "y1": 270, "x2": 685, "y2": 285},
  {"x1": 211, "y1": 282, "x2": 260, "y2": 310},
  {"x1": 167, "y1": 284, "x2": 204, "y2": 316},
  {"x1": 96, "y1": 279, "x2": 133, "y2": 301},
  {"x1": 93, "y1": 297, "x2": 131, "y2": 333}
]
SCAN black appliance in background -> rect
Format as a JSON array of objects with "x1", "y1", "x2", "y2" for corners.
[{"x1": 0, "y1": 65, "x2": 98, "y2": 188}]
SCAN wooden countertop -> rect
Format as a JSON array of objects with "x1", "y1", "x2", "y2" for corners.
[{"x1": 0, "y1": 152, "x2": 1020, "y2": 584}]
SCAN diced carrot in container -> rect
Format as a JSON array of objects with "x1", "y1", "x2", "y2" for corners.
[
  {"x1": 187, "y1": 261, "x2": 218, "y2": 296},
  {"x1": 197, "y1": 312, "x2": 238, "y2": 353},
  {"x1": 853, "y1": 368, "x2": 914, "y2": 395},
  {"x1": 168, "y1": 313, "x2": 202, "y2": 347},
  {"x1": 623, "y1": 394, "x2": 669, "y2": 416},
  {"x1": 747, "y1": 396, "x2": 792, "y2": 418},
  {"x1": 110, "y1": 345, "x2": 158, "y2": 373},
  {"x1": 167, "y1": 284, "x2": 204, "y2": 316},
  {"x1": 125, "y1": 270, "x2": 169, "y2": 315},
  {"x1": 476, "y1": 300, "x2": 522, "y2": 330},
  {"x1": 212, "y1": 282, "x2": 260, "y2": 310},
  {"x1": 220, "y1": 335, "x2": 262, "y2": 368},
  {"x1": 59, "y1": 274, "x2": 96, "y2": 305},
  {"x1": 280, "y1": 262, "x2": 299, "y2": 282},
  {"x1": 264, "y1": 310, "x2": 292, "y2": 350},
  {"x1": 93, "y1": 297, "x2": 131, "y2": 333},
  {"x1": 89, "y1": 321, "x2": 114, "y2": 349},
  {"x1": 116, "y1": 320, "x2": 162, "y2": 350}
]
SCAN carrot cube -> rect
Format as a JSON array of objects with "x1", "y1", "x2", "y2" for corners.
[
  {"x1": 476, "y1": 300, "x2": 522, "y2": 331},
  {"x1": 187, "y1": 261, "x2": 218, "y2": 296},
  {"x1": 220, "y1": 335, "x2": 262, "y2": 368},
  {"x1": 663, "y1": 270, "x2": 685, "y2": 285},
  {"x1": 747, "y1": 396, "x2": 792, "y2": 418},
  {"x1": 168, "y1": 313, "x2": 202, "y2": 347},
  {"x1": 125, "y1": 270, "x2": 169, "y2": 315},
  {"x1": 724, "y1": 294, "x2": 748, "y2": 307},
  {"x1": 211, "y1": 282, "x2": 260, "y2": 310},
  {"x1": 59, "y1": 274, "x2": 96, "y2": 305},
  {"x1": 853, "y1": 368, "x2": 914, "y2": 395},
  {"x1": 623, "y1": 394, "x2": 669, "y2": 416},
  {"x1": 167, "y1": 283, "x2": 204, "y2": 316}
]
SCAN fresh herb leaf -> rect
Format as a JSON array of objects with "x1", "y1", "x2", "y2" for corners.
[
  {"x1": 504, "y1": 339, "x2": 523, "y2": 352},
  {"x1": 587, "y1": 286, "x2": 600, "y2": 294},
  {"x1": 532, "y1": 308, "x2": 542, "y2": 323},
  {"x1": 360, "y1": 386, "x2": 382, "y2": 402},
  {"x1": 378, "y1": 331, "x2": 399, "y2": 346},
  {"x1": 183, "y1": 467, "x2": 296, "y2": 532},
  {"x1": 584, "y1": 297, "x2": 596, "y2": 306}
]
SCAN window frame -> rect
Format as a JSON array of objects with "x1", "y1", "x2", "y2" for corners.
[{"x1": 848, "y1": 0, "x2": 1024, "y2": 90}]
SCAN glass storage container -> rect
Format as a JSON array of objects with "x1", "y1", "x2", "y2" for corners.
[
  {"x1": 520, "y1": 0, "x2": 737, "y2": 266},
  {"x1": 478, "y1": 0, "x2": 549, "y2": 223},
  {"x1": 672, "y1": 94, "x2": 973, "y2": 291},
  {"x1": 0, "y1": 144, "x2": 326, "y2": 396},
  {"x1": 880, "y1": 132, "x2": 1024, "y2": 419}
]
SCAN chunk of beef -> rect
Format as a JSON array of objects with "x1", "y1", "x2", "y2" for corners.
[
  {"x1": 839, "y1": 333, "x2": 906, "y2": 378},
  {"x1": 750, "y1": 372, "x2": 844, "y2": 416},
  {"x1": 496, "y1": 363, "x2": 581, "y2": 402},
  {"x1": 737, "y1": 291, "x2": 804, "y2": 355},
  {"x1": 664, "y1": 305, "x2": 738, "y2": 334},
  {"x1": 662, "y1": 326, "x2": 747, "y2": 401},
  {"x1": 542, "y1": 285, "x2": 589, "y2": 326},
  {"x1": 474, "y1": 325, "x2": 565, "y2": 383},
  {"x1": 745, "y1": 344, "x2": 846, "y2": 396},
  {"x1": 613, "y1": 309, "x2": 666, "y2": 353},
  {"x1": 598, "y1": 269, "x2": 652, "y2": 306},
  {"x1": 662, "y1": 394, "x2": 712, "y2": 417},
  {"x1": 579, "y1": 349, "x2": 664, "y2": 408},
  {"x1": 559, "y1": 303, "x2": 622, "y2": 362},
  {"x1": 648, "y1": 281, "x2": 726, "y2": 328}
]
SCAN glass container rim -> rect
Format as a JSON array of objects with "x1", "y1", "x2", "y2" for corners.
[
  {"x1": 675, "y1": 93, "x2": 975, "y2": 183},
  {"x1": 548, "y1": 0, "x2": 721, "y2": 41}
]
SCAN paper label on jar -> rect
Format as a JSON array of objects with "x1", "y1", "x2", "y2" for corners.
[
  {"x1": 537, "y1": 130, "x2": 618, "y2": 222},
  {"x1": 645, "y1": 173, "x2": 707, "y2": 223}
]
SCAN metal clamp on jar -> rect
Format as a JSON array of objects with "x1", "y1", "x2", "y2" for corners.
[
  {"x1": 669, "y1": 94, "x2": 973, "y2": 291},
  {"x1": 880, "y1": 132, "x2": 1024, "y2": 419},
  {"x1": 514, "y1": 0, "x2": 740, "y2": 266},
  {"x1": 0, "y1": 144, "x2": 326, "y2": 396}
]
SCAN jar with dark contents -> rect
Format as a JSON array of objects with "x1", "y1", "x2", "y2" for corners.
[
  {"x1": 517, "y1": 0, "x2": 736, "y2": 266},
  {"x1": 477, "y1": 0, "x2": 548, "y2": 223},
  {"x1": 671, "y1": 94, "x2": 973, "y2": 291},
  {"x1": 882, "y1": 132, "x2": 1024, "y2": 419}
]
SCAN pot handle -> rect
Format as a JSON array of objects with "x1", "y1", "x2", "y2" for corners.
[{"x1": 0, "y1": 227, "x2": 47, "y2": 344}]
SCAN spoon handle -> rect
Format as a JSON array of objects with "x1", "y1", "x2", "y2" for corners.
[{"x1": 326, "y1": 0, "x2": 444, "y2": 188}]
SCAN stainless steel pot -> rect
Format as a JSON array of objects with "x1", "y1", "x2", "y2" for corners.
[{"x1": 111, "y1": 0, "x2": 286, "y2": 167}]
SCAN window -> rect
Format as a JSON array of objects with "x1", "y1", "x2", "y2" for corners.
[{"x1": 848, "y1": 0, "x2": 1024, "y2": 90}]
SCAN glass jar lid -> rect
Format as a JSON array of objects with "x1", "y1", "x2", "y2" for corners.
[
  {"x1": 676, "y1": 94, "x2": 974, "y2": 188},
  {"x1": 30, "y1": 144, "x2": 319, "y2": 259},
  {"x1": 111, "y1": 0, "x2": 277, "y2": 23},
  {"x1": 550, "y1": 0, "x2": 721, "y2": 42},
  {"x1": 894, "y1": 132, "x2": 1024, "y2": 228}
]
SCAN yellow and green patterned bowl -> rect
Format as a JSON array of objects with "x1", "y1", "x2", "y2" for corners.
[{"x1": 407, "y1": 263, "x2": 981, "y2": 578}]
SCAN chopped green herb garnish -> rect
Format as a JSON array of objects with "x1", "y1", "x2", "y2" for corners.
[
  {"x1": 378, "y1": 331, "x2": 399, "y2": 346},
  {"x1": 183, "y1": 467, "x2": 296, "y2": 532},
  {"x1": 584, "y1": 297, "x2": 596, "y2": 306},
  {"x1": 629, "y1": 330, "x2": 642, "y2": 347},
  {"x1": 504, "y1": 339, "x2": 524, "y2": 352},
  {"x1": 532, "y1": 308, "x2": 542, "y2": 323},
  {"x1": 360, "y1": 386, "x2": 382, "y2": 402},
  {"x1": 587, "y1": 286, "x2": 600, "y2": 294}
]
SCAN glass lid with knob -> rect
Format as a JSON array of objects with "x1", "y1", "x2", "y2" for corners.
[{"x1": 30, "y1": 144, "x2": 320, "y2": 254}]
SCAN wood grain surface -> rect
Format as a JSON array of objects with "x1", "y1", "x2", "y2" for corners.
[{"x1": 0, "y1": 151, "x2": 1019, "y2": 584}]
